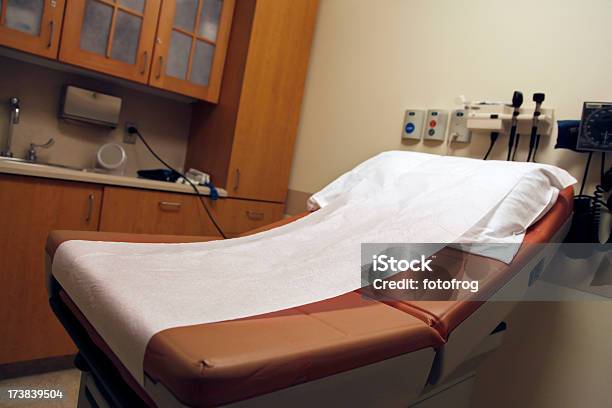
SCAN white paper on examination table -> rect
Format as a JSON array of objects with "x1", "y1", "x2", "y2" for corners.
[{"x1": 52, "y1": 151, "x2": 575, "y2": 385}]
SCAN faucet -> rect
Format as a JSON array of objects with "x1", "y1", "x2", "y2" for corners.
[
  {"x1": 1, "y1": 97, "x2": 20, "y2": 158},
  {"x1": 26, "y1": 138, "x2": 55, "y2": 162}
]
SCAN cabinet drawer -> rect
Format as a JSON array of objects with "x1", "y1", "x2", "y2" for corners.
[
  {"x1": 99, "y1": 187, "x2": 220, "y2": 236},
  {"x1": 210, "y1": 198, "x2": 285, "y2": 237},
  {"x1": 100, "y1": 187, "x2": 285, "y2": 238}
]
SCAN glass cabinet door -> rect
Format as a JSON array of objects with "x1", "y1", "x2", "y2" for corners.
[
  {"x1": 0, "y1": 0, "x2": 65, "y2": 58},
  {"x1": 150, "y1": 0, "x2": 235, "y2": 102},
  {"x1": 59, "y1": 0, "x2": 160, "y2": 84}
]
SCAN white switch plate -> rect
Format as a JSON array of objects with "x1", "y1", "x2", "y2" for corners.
[
  {"x1": 402, "y1": 109, "x2": 425, "y2": 140},
  {"x1": 448, "y1": 109, "x2": 471, "y2": 143},
  {"x1": 424, "y1": 109, "x2": 448, "y2": 141}
]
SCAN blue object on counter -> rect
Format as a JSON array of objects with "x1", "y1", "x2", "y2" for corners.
[
  {"x1": 137, "y1": 169, "x2": 181, "y2": 182},
  {"x1": 138, "y1": 168, "x2": 219, "y2": 200},
  {"x1": 205, "y1": 182, "x2": 219, "y2": 200}
]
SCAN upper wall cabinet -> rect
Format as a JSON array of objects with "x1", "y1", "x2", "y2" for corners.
[
  {"x1": 187, "y1": 0, "x2": 319, "y2": 202},
  {"x1": 59, "y1": 0, "x2": 161, "y2": 83},
  {"x1": 149, "y1": 0, "x2": 235, "y2": 102},
  {"x1": 0, "y1": 0, "x2": 65, "y2": 58},
  {"x1": 1, "y1": 0, "x2": 236, "y2": 102}
]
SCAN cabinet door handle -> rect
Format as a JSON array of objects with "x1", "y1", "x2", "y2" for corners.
[
  {"x1": 246, "y1": 211, "x2": 264, "y2": 221},
  {"x1": 85, "y1": 194, "x2": 94, "y2": 223},
  {"x1": 159, "y1": 201, "x2": 182, "y2": 211},
  {"x1": 47, "y1": 21, "x2": 54, "y2": 48},
  {"x1": 141, "y1": 51, "x2": 148, "y2": 74},
  {"x1": 156, "y1": 56, "x2": 164, "y2": 79},
  {"x1": 233, "y1": 168, "x2": 240, "y2": 191}
]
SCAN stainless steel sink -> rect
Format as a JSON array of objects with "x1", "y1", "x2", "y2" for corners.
[{"x1": 0, "y1": 156, "x2": 87, "y2": 172}]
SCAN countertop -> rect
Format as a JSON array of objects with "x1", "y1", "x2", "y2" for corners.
[{"x1": 0, "y1": 159, "x2": 228, "y2": 197}]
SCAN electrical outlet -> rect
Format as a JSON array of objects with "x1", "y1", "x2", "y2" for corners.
[
  {"x1": 124, "y1": 122, "x2": 137, "y2": 144},
  {"x1": 449, "y1": 109, "x2": 471, "y2": 143}
]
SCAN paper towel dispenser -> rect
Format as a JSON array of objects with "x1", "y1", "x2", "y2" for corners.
[{"x1": 60, "y1": 86, "x2": 122, "y2": 128}]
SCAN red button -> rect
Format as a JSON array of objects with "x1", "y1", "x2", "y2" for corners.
[{"x1": 429, "y1": 120, "x2": 437, "y2": 128}]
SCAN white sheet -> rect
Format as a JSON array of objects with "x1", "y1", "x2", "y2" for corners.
[
  {"x1": 52, "y1": 151, "x2": 575, "y2": 385},
  {"x1": 310, "y1": 152, "x2": 576, "y2": 262}
]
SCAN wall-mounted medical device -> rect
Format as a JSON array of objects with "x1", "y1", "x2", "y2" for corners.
[
  {"x1": 465, "y1": 104, "x2": 554, "y2": 137},
  {"x1": 577, "y1": 102, "x2": 612, "y2": 152},
  {"x1": 424, "y1": 109, "x2": 448, "y2": 141},
  {"x1": 402, "y1": 109, "x2": 426, "y2": 140},
  {"x1": 60, "y1": 85, "x2": 122, "y2": 128}
]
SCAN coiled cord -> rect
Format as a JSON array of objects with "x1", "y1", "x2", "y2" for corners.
[{"x1": 592, "y1": 185, "x2": 604, "y2": 242}]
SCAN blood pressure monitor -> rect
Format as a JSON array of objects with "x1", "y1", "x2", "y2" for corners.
[{"x1": 578, "y1": 102, "x2": 612, "y2": 152}]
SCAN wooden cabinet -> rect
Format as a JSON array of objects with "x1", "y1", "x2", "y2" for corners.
[
  {"x1": 149, "y1": 0, "x2": 235, "y2": 102},
  {"x1": 0, "y1": 0, "x2": 65, "y2": 58},
  {"x1": 99, "y1": 186, "x2": 284, "y2": 237},
  {"x1": 58, "y1": 0, "x2": 234, "y2": 98},
  {"x1": 186, "y1": 0, "x2": 319, "y2": 202},
  {"x1": 59, "y1": 0, "x2": 161, "y2": 83},
  {"x1": 0, "y1": 174, "x2": 102, "y2": 364},
  {"x1": 0, "y1": 174, "x2": 284, "y2": 366},
  {"x1": 99, "y1": 186, "x2": 220, "y2": 236}
]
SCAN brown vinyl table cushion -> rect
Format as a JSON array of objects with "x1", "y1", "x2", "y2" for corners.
[
  {"x1": 143, "y1": 292, "x2": 443, "y2": 407},
  {"x1": 59, "y1": 290, "x2": 442, "y2": 407}
]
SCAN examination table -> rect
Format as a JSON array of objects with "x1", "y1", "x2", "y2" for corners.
[{"x1": 46, "y1": 187, "x2": 574, "y2": 408}]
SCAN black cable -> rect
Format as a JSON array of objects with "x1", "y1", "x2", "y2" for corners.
[
  {"x1": 511, "y1": 133, "x2": 520, "y2": 161},
  {"x1": 527, "y1": 93, "x2": 545, "y2": 163},
  {"x1": 532, "y1": 134, "x2": 541, "y2": 162},
  {"x1": 579, "y1": 152, "x2": 593, "y2": 196},
  {"x1": 128, "y1": 127, "x2": 228, "y2": 239},
  {"x1": 527, "y1": 141, "x2": 534, "y2": 162},
  {"x1": 506, "y1": 134, "x2": 514, "y2": 161},
  {"x1": 483, "y1": 132, "x2": 499, "y2": 160},
  {"x1": 507, "y1": 91, "x2": 523, "y2": 161}
]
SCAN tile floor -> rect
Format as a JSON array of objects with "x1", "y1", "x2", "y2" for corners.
[{"x1": 0, "y1": 369, "x2": 80, "y2": 407}]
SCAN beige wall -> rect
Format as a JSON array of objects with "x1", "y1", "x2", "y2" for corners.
[
  {"x1": 290, "y1": 0, "x2": 611, "y2": 195},
  {"x1": 0, "y1": 56, "x2": 191, "y2": 176},
  {"x1": 290, "y1": 1, "x2": 612, "y2": 407},
  {"x1": 472, "y1": 301, "x2": 612, "y2": 408}
]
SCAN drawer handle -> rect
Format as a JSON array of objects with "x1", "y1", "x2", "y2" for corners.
[
  {"x1": 159, "y1": 201, "x2": 182, "y2": 211},
  {"x1": 47, "y1": 20, "x2": 54, "y2": 48},
  {"x1": 233, "y1": 168, "x2": 240, "y2": 191},
  {"x1": 156, "y1": 56, "x2": 164, "y2": 79},
  {"x1": 141, "y1": 51, "x2": 148, "y2": 74},
  {"x1": 85, "y1": 194, "x2": 94, "y2": 223},
  {"x1": 246, "y1": 211, "x2": 264, "y2": 221}
]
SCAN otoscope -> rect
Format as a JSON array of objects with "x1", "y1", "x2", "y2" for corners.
[
  {"x1": 507, "y1": 91, "x2": 523, "y2": 161},
  {"x1": 527, "y1": 93, "x2": 545, "y2": 162}
]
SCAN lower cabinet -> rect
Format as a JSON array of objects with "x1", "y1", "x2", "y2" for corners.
[
  {"x1": 0, "y1": 174, "x2": 102, "y2": 365},
  {"x1": 0, "y1": 176, "x2": 285, "y2": 366},
  {"x1": 99, "y1": 186, "x2": 285, "y2": 237}
]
